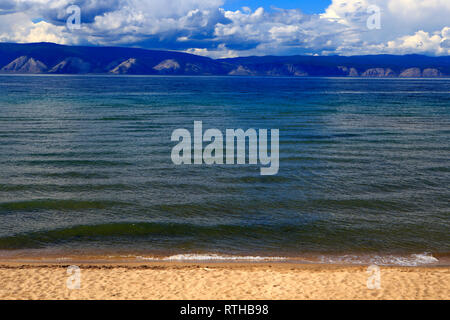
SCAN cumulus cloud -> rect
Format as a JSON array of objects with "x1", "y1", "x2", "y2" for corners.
[
  {"x1": 385, "y1": 29, "x2": 449, "y2": 55},
  {"x1": 0, "y1": 12, "x2": 67, "y2": 44},
  {"x1": 0, "y1": 0, "x2": 448, "y2": 57},
  {"x1": 319, "y1": 0, "x2": 450, "y2": 55}
]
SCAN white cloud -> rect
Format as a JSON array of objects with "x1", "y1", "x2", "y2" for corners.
[
  {"x1": 386, "y1": 29, "x2": 450, "y2": 55},
  {"x1": 22, "y1": 20, "x2": 67, "y2": 43},
  {"x1": 0, "y1": 0, "x2": 448, "y2": 57},
  {"x1": 0, "y1": 12, "x2": 68, "y2": 44},
  {"x1": 185, "y1": 43, "x2": 239, "y2": 59}
]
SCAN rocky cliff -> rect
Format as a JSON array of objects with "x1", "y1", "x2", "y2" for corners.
[
  {"x1": 1, "y1": 56, "x2": 47, "y2": 73},
  {"x1": 0, "y1": 43, "x2": 449, "y2": 77}
]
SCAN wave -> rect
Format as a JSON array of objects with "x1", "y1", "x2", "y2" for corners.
[
  {"x1": 0, "y1": 222, "x2": 304, "y2": 249},
  {"x1": 137, "y1": 254, "x2": 288, "y2": 262},
  {"x1": 316, "y1": 252, "x2": 439, "y2": 266},
  {"x1": 134, "y1": 252, "x2": 440, "y2": 266},
  {"x1": 12, "y1": 159, "x2": 131, "y2": 167},
  {"x1": 0, "y1": 249, "x2": 441, "y2": 266},
  {"x1": 0, "y1": 199, "x2": 128, "y2": 212},
  {"x1": 323, "y1": 91, "x2": 450, "y2": 94}
]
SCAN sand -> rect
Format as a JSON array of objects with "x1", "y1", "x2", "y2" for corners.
[{"x1": 0, "y1": 262, "x2": 448, "y2": 300}]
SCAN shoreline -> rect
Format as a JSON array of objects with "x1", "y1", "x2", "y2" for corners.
[
  {"x1": 0, "y1": 250, "x2": 448, "y2": 267},
  {"x1": 0, "y1": 259, "x2": 448, "y2": 269},
  {"x1": 0, "y1": 261, "x2": 448, "y2": 300}
]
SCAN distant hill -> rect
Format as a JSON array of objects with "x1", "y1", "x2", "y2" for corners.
[
  {"x1": 219, "y1": 54, "x2": 450, "y2": 77},
  {"x1": 0, "y1": 42, "x2": 227, "y2": 75},
  {"x1": 0, "y1": 42, "x2": 449, "y2": 77}
]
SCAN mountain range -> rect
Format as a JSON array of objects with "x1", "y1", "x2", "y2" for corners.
[{"x1": 1, "y1": 42, "x2": 450, "y2": 77}]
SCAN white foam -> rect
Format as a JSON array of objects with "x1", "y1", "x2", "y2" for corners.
[
  {"x1": 318, "y1": 252, "x2": 439, "y2": 266},
  {"x1": 135, "y1": 252, "x2": 439, "y2": 266},
  {"x1": 409, "y1": 253, "x2": 439, "y2": 265},
  {"x1": 55, "y1": 257, "x2": 72, "y2": 261},
  {"x1": 136, "y1": 254, "x2": 288, "y2": 262}
]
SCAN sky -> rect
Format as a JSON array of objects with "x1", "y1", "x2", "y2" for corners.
[
  {"x1": 223, "y1": 0, "x2": 332, "y2": 14},
  {"x1": 0, "y1": 0, "x2": 449, "y2": 58}
]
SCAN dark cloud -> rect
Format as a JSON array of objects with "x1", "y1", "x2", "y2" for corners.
[{"x1": 40, "y1": 0, "x2": 123, "y2": 25}]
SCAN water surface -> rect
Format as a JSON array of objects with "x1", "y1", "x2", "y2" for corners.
[{"x1": 0, "y1": 75, "x2": 448, "y2": 265}]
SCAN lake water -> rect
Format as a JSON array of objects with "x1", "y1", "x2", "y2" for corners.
[{"x1": 0, "y1": 75, "x2": 448, "y2": 265}]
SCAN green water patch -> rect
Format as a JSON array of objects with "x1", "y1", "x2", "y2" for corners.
[
  {"x1": 13, "y1": 159, "x2": 132, "y2": 167},
  {"x1": 31, "y1": 151, "x2": 120, "y2": 157},
  {"x1": 0, "y1": 183, "x2": 133, "y2": 192},
  {"x1": 0, "y1": 219, "x2": 446, "y2": 253},
  {"x1": 0, "y1": 199, "x2": 129, "y2": 212},
  {"x1": 216, "y1": 175, "x2": 292, "y2": 184},
  {"x1": 24, "y1": 172, "x2": 111, "y2": 179},
  {"x1": 0, "y1": 221, "x2": 311, "y2": 249}
]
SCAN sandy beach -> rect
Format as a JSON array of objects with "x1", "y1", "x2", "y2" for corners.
[{"x1": 0, "y1": 262, "x2": 448, "y2": 300}]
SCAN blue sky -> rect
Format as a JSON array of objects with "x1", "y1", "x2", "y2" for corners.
[
  {"x1": 224, "y1": 0, "x2": 332, "y2": 14},
  {"x1": 0, "y1": 0, "x2": 449, "y2": 57}
]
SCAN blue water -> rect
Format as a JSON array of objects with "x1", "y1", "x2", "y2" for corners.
[{"x1": 0, "y1": 75, "x2": 448, "y2": 264}]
